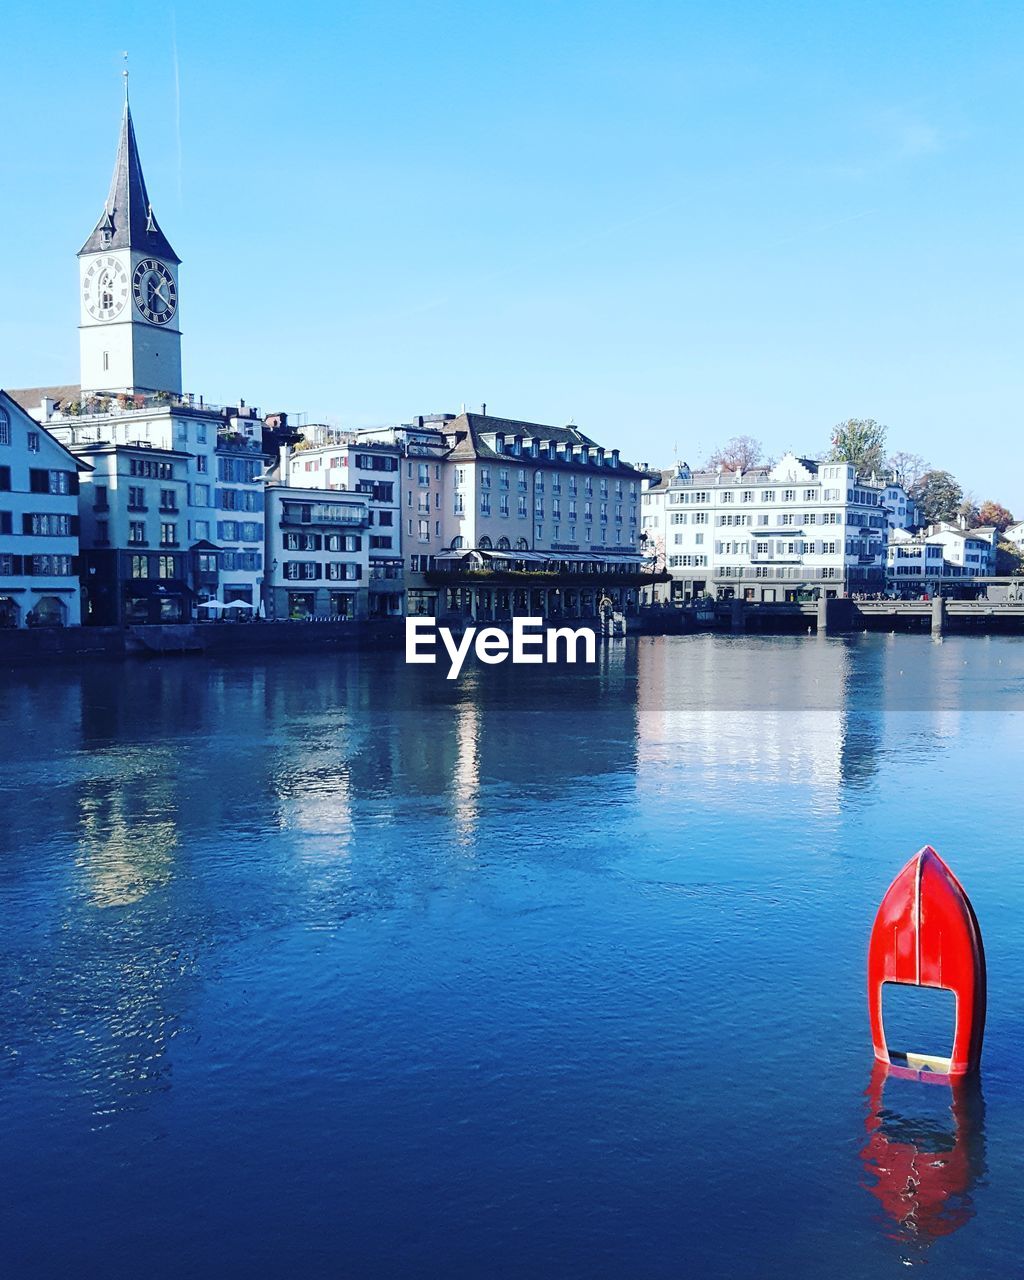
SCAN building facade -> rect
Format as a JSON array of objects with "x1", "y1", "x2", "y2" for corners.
[
  {"x1": 264, "y1": 481, "x2": 370, "y2": 620},
  {"x1": 423, "y1": 412, "x2": 655, "y2": 619},
  {"x1": 886, "y1": 523, "x2": 998, "y2": 593},
  {"x1": 0, "y1": 391, "x2": 88, "y2": 628},
  {"x1": 74, "y1": 439, "x2": 192, "y2": 624},
  {"x1": 643, "y1": 454, "x2": 918, "y2": 602},
  {"x1": 283, "y1": 429, "x2": 406, "y2": 616}
]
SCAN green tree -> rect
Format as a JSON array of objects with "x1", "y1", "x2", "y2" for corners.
[
  {"x1": 911, "y1": 469, "x2": 964, "y2": 525},
  {"x1": 996, "y1": 541, "x2": 1024, "y2": 576},
  {"x1": 827, "y1": 419, "x2": 888, "y2": 474},
  {"x1": 705, "y1": 435, "x2": 765, "y2": 472},
  {"x1": 978, "y1": 500, "x2": 1015, "y2": 532}
]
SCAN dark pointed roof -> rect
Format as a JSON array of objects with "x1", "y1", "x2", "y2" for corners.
[{"x1": 79, "y1": 99, "x2": 180, "y2": 263}]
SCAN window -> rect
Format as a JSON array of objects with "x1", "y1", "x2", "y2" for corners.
[
  {"x1": 783, "y1": 489, "x2": 796, "y2": 501},
  {"x1": 128, "y1": 486, "x2": 146, "y2": 510},
  {"x1": 158, "y1": 555, "x2": 176, "y2": 579},
  {"x1": 160, "y1": 523, "x2": 178, "y2": 547},
  {"x1": 159, "y1": 489, "x2": 178, "y2": 512},
  {"x1": 26, "y1": 513, "x2": 73, "y2": 536},
  {"x1": 30, "y1": 469, "x2": 76, "y2": 496},
  {"x1": 131, "y1": 555, "x2": 148, "y2": 579},
  {"x1": 0, "y1": 409, "x2": 9, "y2": 446},
  {"x1": 129, "y1": 521, "x2": 146, "y2": 545},
  {"x1": 27, "y1": 431, "x2": 40, "y2": 453},
  {"x1": 197, "y1": 456, "x2": 208, "y2": 473}
]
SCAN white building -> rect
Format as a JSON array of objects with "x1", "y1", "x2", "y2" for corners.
[
  {"x1": 647, "y1": 453, "x2": 899, "y2": 602},
  {"x1": 885, "y1": 523, "x2": 997, "y2": 592},
  {"x1": 78, "y1": 88, "x2": 183, "y2": 399},
  {"x1": 282, "y1": 429, "x2": 405, "y2": 616},
  {"x1": 0, "y1": 390, "x2": 89, "y2": 628},
  {"x1": 1000, "y1": 521, "x2": 1023, "y2": 551},
  {"x1": 263, "y1": 474, "x2": 371, "y2": 620}
]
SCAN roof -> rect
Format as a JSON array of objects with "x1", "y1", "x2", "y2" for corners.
[
  {"x1": 6, "y1": 386, "x2": 81, "y2": 414},
  {"x1": 79, "y1": 99, "x2": 180, "y2": 263},
  {"x1": 444, "y1": 412, "x2": 642, "y2": 475}
]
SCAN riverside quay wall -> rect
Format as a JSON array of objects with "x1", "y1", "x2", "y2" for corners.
[{"x1": 0, "y1": 619, "x2": 406, "y2": 667}]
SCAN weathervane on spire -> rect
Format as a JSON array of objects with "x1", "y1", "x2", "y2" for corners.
[{"x1": 122, "y1": 50, "x2": 129, "y2": 101}]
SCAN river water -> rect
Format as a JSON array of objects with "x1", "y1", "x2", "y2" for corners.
[{"x1": 1, "y1": 634, "x2": 1023, "y2": 1278}]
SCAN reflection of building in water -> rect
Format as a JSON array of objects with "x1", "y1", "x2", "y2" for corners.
[
  {"x1": 861, "y1": 1062, "x2": 986, "y2": 1248},
  {"x1": 451, "y1": 692, "x2": 481, "y2": 845},
  {"x1": 77, "y1": 774, "x2": 178, "y2": 907},
  {"x1": 635, "y1": 636, "x2": 869, "y2": 810}
]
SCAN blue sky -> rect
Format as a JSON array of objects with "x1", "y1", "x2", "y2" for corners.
[{"x1": 3, "y1": 1, "x2": 1022, "y2": 509}]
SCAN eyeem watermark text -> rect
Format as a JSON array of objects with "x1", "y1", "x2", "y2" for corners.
[{"x1": 406, "y1": 617, "x2": 596, "y2": 679}]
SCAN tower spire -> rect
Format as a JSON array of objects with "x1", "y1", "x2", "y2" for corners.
[{"x1": 78, "y1": 83, "x2": 180, "y2": 263}]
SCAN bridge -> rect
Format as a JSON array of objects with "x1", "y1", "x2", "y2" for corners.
[{"x1": 703, "y1": 596, "x2": 1024, "y2": 636}]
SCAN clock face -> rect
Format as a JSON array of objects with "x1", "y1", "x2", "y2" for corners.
[
  {"x1": 83, "y1": 256, "x2": 129, "y2": 321},
  {"x1": 132, "y1": 258, "x2": 177, "y2": 325}
]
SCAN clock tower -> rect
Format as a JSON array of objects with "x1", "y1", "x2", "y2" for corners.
[{"x1": 79, "y1": 88, "x2": 182, "y2": 398}]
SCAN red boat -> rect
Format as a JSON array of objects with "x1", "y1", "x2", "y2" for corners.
[{"x1": 867, "y1": 846, "x2": 986, "y2": 1077}]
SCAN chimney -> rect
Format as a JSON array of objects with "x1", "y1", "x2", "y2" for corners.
[
  {"x1": 481, "y1": 403, "x2": 487, "y2": 417},
  {"x1": 279, "y1": 444, "x2": 291, "y2": 486},
  {"x1": 40, "y1": 397, "x2": 55, "y2": 422}
]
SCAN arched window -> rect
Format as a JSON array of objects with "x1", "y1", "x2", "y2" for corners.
[
  {"x1": 100, "y1": 272, "x2": 114, "y2": 311},
  {"x1": 515, "y1": 537, "x2": 528, "y2": 551},
  {"x1": 478, "y1": 536, "x2": 492, "y2": 549},
  {"x1": 497, "y1": 537, "x2": 511, "y2": 550},
  {"x1": 0, "y1": 407, "x2": 9, "y2": 446},
  {"x1": 451, "y1": 535, "x2": 465, "y2": 549}
]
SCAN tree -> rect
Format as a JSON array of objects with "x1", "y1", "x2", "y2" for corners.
[
  {"x1": 827, "y1": 419, "x2": 888, "y2": 475},
  {"x1": 978, "y1": 500, "x2": 1015, "y2": 532},
  {"x1": 705, "y1": 435, "x2": 766, "y2": 472},
  {"x1": 911, "y1": 469, "x2": 964, "y2": 525},
  {"x1": 957, "y1": 495, "x2": 981, "y2": 528},
  {"x1": 996, "y1": 540, "x2": 1024, "y2": 576},
  {"x1": 886, "y1": 450, "x2": 930, "y2": 490}
]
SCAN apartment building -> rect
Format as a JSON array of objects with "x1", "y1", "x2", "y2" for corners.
[
  {"x1": 886, "y1": 523, "x2": 998, "y2": 592},
  {"x1": 0, "y1": 390, "x2": 88, "y2": 628},
  {"x1": 647, "y1": 454, "x2": 917, "y2": 602},
  {"x1": 281, "y1": 428, "x2": 406, "y2": 616},
  {"x1": 263, "y1": 482, "x2": 370, "y2": 620}
]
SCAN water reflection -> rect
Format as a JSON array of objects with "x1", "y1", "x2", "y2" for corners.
[{"x1": 861, "y1": 1062, "x2": 986, "y2": 1249}]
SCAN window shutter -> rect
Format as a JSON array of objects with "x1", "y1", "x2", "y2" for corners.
[
  {"x1": 0, "y1": 466, "x2": 10, "y2": 491},
  {"x1": 69, "y1": 472, "x2": 80, "y2": 495},
  {"x1": 22, "y1": 513, "x2": 32, "y2": 534},
  {"x1": 29, "y1": 469, "x2": 47, "y2": 493},
  {"x1": 12, "y1": 555, "x2": 23, "y2": 575},
  {"x1": 71, "y1": 516, "x2": 80, "y2": 535}
]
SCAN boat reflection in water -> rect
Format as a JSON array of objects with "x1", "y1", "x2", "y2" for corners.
[{"x1": 861, "y1": 1061, "x2": 986, "y2": 1248}]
